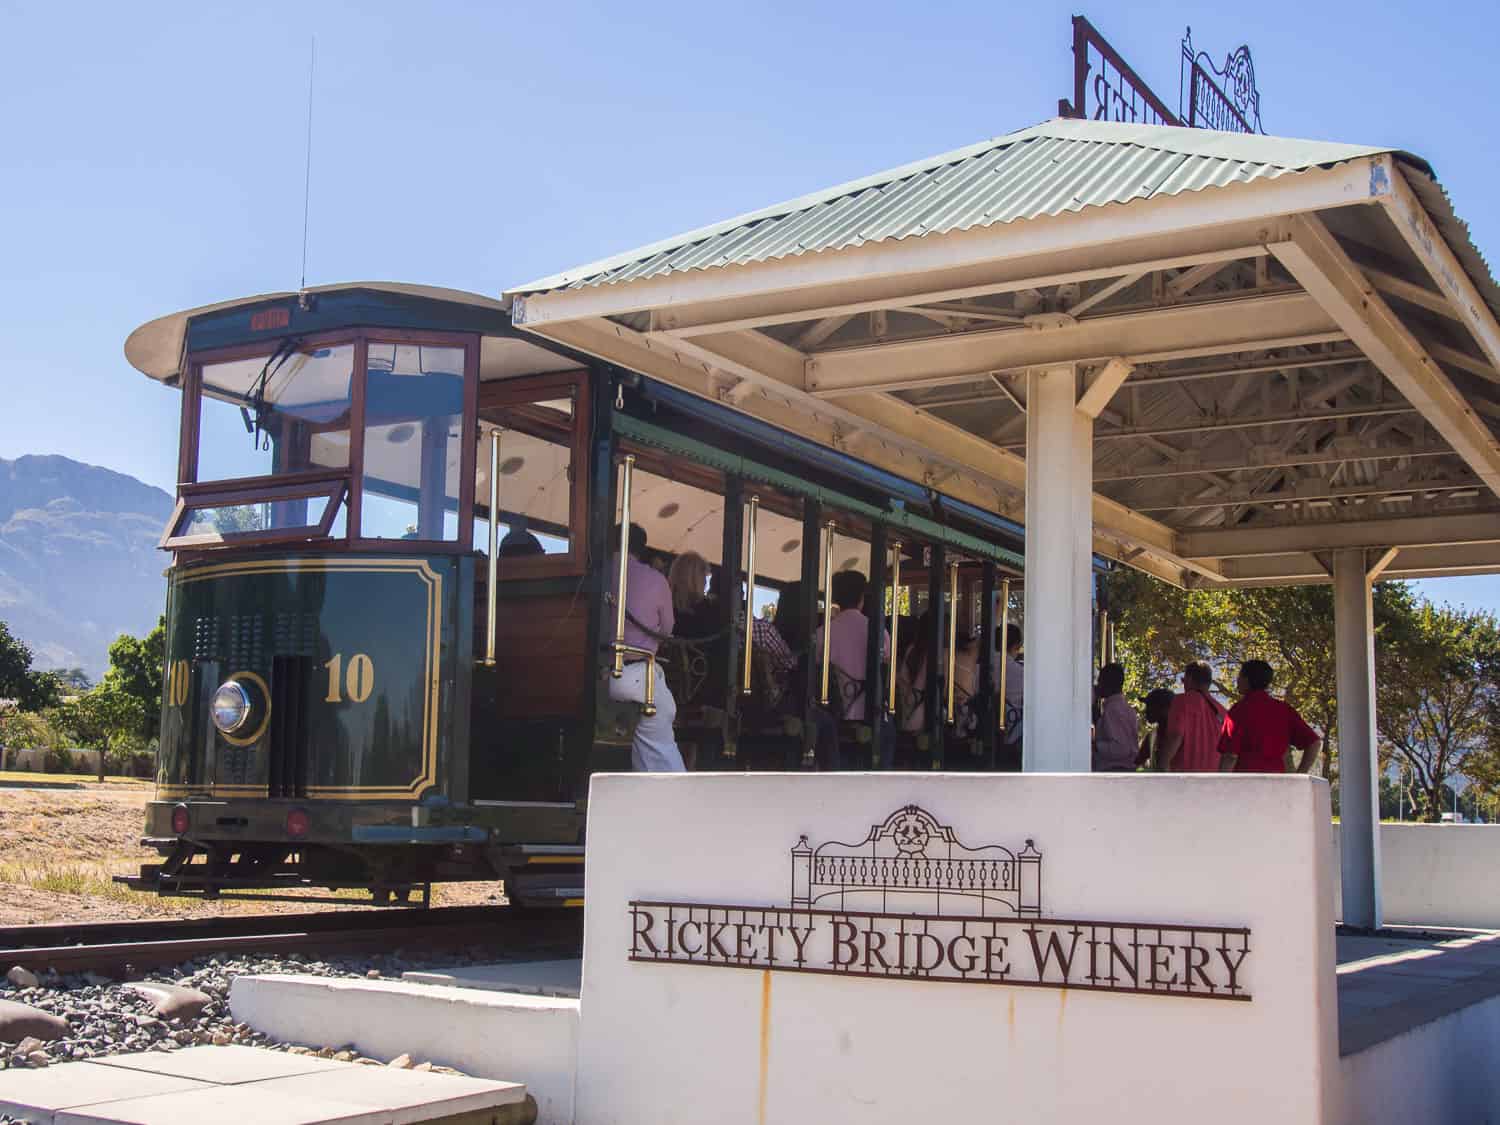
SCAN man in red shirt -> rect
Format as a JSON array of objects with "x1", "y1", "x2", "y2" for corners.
[
  {"x1": 1159, "y1": 662, "x2": 1227, "y2": 772},
  {"x1": 1218, "y1": 660, "x2": 1322, "y2": 774}
]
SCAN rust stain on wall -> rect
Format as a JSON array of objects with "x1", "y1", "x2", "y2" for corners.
[{"x1": 758, "y1": 969, "x2": 772, "y2": 1125}]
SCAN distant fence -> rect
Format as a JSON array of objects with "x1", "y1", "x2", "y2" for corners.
[{"x1": 4, "y1": 746, "x2": 102, "y2": 774}]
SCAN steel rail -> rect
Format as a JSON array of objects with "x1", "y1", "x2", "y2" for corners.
[{"x1": 0, "y1": 906, "x2": 581, "y2": 975}]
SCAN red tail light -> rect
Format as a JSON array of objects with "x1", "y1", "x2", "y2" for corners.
[
  {"x1": 170, "y1": 805, "x2": 190, "y2": 835},
  {"x1": 285, "y1": 808, "x2": 310, "y2": 838}
]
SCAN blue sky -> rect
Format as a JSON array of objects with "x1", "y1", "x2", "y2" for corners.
[{"x1": 2, "y1": 0, "x2": 1497, "y2": 612}]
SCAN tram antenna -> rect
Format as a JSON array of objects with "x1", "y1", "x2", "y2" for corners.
[{"x1": 299, "y1": 36, "x2": 316, "y2": 292}]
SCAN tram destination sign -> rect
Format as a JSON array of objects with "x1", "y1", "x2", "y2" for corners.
[{"x1": 627, "y1": 805, "x2": 1252, "y2": 1002}]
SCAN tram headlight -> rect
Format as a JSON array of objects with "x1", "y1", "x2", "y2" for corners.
[{"x1": 210, "y1": 680, "x2": 252, "y2": 734}]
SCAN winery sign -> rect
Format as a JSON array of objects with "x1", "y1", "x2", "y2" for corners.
[{"x1": 628, "y1": 805, "x2": 1252, "y2": 1002}]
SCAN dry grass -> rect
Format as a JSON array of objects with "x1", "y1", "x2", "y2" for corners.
[
  {"x1": 0, "y1": 770, "x2": 151, "y2": 788},
  {"x1": 0, "y1": 774, "x2": 502, "y2": 925},
  {"x1": 0, "y1": 859, "x2": 141, "y2": 903}
]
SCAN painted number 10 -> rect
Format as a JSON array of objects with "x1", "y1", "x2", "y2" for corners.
[
  {"x1": 324, "y1": 653, "x2": 375, "y2": 703},
  {"x1": 166, "y1": 660, "x2": 191, "y2": 707}
]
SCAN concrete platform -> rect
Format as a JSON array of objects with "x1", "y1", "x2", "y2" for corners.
[
  {"x1": 1337, "y1": 927, "x2": 1500, "y2": 1121},
  {"x1": 0, "y1": 1045, "x2": 526, "y2": 1125},
  {"x1": 231, "y1": 975, "x2": 577, "y2": 1125},
  {"x1": 401, "y1": 960, "x2": 581, "y2": 999},
  {"x1": 1336, "y1": 926, "x2": 1500, "y2": 1054}
]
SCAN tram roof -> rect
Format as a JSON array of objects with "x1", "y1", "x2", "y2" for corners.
[
  {"x1": 125, "y1": 282, "x2": 508, "y2": 383},
  {"x1": 504, "y1": 119, "x2": 1500, "y2": 589}
]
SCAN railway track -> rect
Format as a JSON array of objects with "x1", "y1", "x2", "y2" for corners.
[{"x1": 0, "y1": 905, "x2": 582, "y2": 975}]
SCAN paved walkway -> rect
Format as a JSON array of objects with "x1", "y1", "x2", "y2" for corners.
[
  {"x1": 1337, "y1": 926, "x2": 1500, "y2": 1056},
  {"x1": 0, "y1": 1044, "x2": 526, "y2": 1124}
]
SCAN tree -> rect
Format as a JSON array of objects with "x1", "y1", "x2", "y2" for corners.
[
  {"x1": 0, "y1": 620, "x2": 64, "y2": 711},
  {"x1": 1105, "y1": 570, "x2": 1422, "y2": 789},
  {"x1": 102, "y1": 616, "x2": 165, "y2": 740},
  {"x1": 52, "y1": 686, "x2": 147, "y2": 752},
  {"x1": 54, "y1": 667, "x2": 92, "y2": 692},
  {"x1": 212, "y1": 504, "x2": 266, "y2": 534},
  {"x1": 1378, "y1": 605, "x2": 1500, "y2": 821},
  {"x1": 0, "y1": 709, "x2": 65, "y2": 763}
]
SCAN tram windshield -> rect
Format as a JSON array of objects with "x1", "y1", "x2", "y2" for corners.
[
  {"x1": 196, "y1": 344, "x2": 355, "y2": 484},
  {"x1": 360, "y1": 342, "x2": 465, "y2": 541}
]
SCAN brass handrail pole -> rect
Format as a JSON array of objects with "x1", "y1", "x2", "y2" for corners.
[
  {"x1": 997, "y1": 578, "x2": 1012, "y2": 738},
  {"x1": 613, "y1": 455, "x2": 635, "y2": 678},
  {"x1": 819, "y1": 520, "x2": 835, "y2": 706},
  {"x1": 611, "y1": 643, "x2": 658, "y2": 715},
  {"x1": 741, "y1": 495, "x2": 759, "y2": 694},
  {"x1": 887, "y1": 542, "x2": 902, "y2": 713},
  {"x1": 482, "y1": 428, "x2": 502, "y2": 667},
  {"x1": 946, "y1": 559, "x2": 960, "y2": 724}
]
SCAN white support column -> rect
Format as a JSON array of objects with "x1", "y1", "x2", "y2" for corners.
[
  {"x1": 1334, "y1": 548, "x2": 1382, "y2": 929},
  {"x1": 1023, "y1": 365, "x2": 1094, "y2": 771}
]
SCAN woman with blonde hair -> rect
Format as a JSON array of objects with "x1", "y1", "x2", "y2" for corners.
[{"x1": 667, "y1": 551, "x2": 713, "y2": 637}]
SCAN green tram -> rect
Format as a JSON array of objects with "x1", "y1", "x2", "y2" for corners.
[{"x1": 120, "y1": 282, "x2": 1091, "y2": 907}]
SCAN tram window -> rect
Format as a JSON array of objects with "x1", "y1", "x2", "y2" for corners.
[
  {"x1": 474, "y1": 384, "x2": 581, "y2": 569},
  {"x1": 167, "y1": 489, "x2": 345, "y2": 547},
  {"x1": 474, "y1": 421, "x2": 573, "y2": 557},
  {"x1": 162, "y1": 473, "x2": 347, "y2": 548},
  {"x1": 360, "y1": 343, "x2": 465, "y2": 542},
  {"x1": 195, "y1": 345, "x2": 355, "y2": 484}
]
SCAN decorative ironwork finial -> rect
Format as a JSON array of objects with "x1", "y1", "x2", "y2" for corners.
[{"x1": 1180, "y1": 26, "x2": 1266, "y2": 134}]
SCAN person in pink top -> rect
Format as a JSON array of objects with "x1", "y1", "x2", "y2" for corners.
[
  {"x1": 813, "y1": 570, "x2": 890, "y2": 720},
  {"x1": 810, "y1": 570, "x2": 896, "y2": 770},
  {"x1": 1157, "y1": 662, "x2": 1228, "y2": 772},
  {"x1": 1092, "y1": 662, "x2": 1140, "y2": 772},
  {"x1": 608, "y1": 522, "x2": 684, "y2": 772}
]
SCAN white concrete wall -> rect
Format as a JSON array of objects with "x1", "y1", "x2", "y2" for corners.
[
  {"x1": 230, "y1": 974, "x2": 578, "y2": 1125},
  {"x1": 1340, "y1": 993, "x2": 1500, "y2": 1123},
  {"x1": 577, "y1": 773, "x2": 1338, "y2": 1125},
  {"x1": 1332, "y1": 824, "x2": 1500, "y2": 929}
]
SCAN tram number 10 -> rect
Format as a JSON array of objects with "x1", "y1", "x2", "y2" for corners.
[{"x1": 323, "y1": 653, "x2": 376, "y2": 704}]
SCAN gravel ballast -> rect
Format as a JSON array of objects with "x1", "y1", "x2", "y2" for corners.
[{"x1": 0, "y1": 947, "x2": 499, "y2": 1072}]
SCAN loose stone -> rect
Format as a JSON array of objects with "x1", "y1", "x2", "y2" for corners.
[{"x1": 0, "y1": 1003, "x2": 69, "y2": 1044}]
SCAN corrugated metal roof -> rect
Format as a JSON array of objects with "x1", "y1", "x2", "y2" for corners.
[
  {"x1": 510, "y1": 115, "x2": 1500, "y2": 352},
  {"x1": 508, "y1": 118, "x2": 1399, "y2": 295}
]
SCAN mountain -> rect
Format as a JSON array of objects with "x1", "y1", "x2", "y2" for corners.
[{"x1": 0, "y1": 455, "x2": 173, "y2": 679}]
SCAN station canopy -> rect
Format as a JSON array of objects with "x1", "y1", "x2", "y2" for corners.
[{"x1": 506, "y1": 119, "x2": 1500, "y2": 588}]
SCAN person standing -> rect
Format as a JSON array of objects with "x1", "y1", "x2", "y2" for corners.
[
  {"x1": 813, "y1": 570, "x2": 889, "y2": 721},
  {"x1": 609, "y1": 522, "x2": 684, "y2": 772},
  {"x1": 1217, "y1": 659, "x2": 1322, "y2": 774},
  {"x1": 1158, "y1": 662, "x2": 1228, "y2": 772},
  {"x1": 1139, "y1": 687, "x2": 1176, "y2": 769},
  {"x1": 1091, "y1": 662, "x2": 1139, "y2": 772}
]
